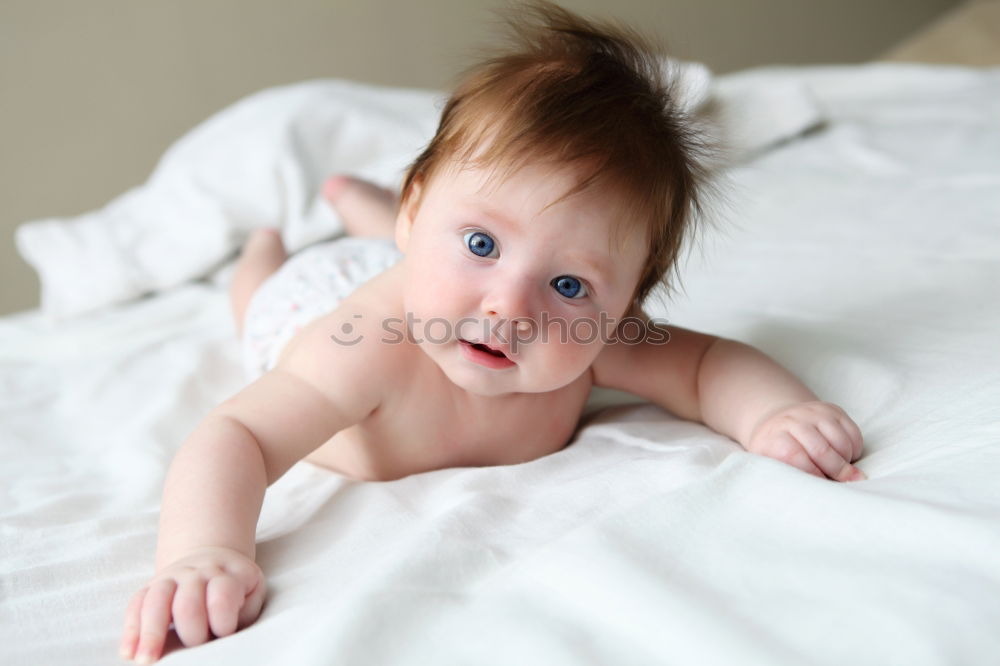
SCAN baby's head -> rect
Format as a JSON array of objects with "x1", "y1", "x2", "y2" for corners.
[
  {"x1": 392, "y1": 1, "x2": 709, "y2": 394},
  {"x1": 398, "y1": 0, "x2": 708, "y2": 310}
]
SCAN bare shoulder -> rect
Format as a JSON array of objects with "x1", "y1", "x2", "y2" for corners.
[
  {"x1": 275, "y1": 273, "x2": 411, "y2": 405},
  {"x1": 212, "y1": 271, "x2": 413, "y2": 482},
  {"x1": 591, "y1": 318, "x2": 718, "y2": 422}
]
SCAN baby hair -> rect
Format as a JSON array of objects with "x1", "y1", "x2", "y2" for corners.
[{"x1": 400, "y1": 0, "x2": 711, "y2": 307}]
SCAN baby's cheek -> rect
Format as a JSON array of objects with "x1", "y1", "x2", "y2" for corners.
[
  {"x1": 406, "y1": 260, "x2": 461, "y2": 315},
  {"x1": 539, "y1": 317, "x2": 604, "y2": 367}
]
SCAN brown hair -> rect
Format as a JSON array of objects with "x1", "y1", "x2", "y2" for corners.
[{"x1": 399, "y1": 0, "x2": 711, "y2": 307}]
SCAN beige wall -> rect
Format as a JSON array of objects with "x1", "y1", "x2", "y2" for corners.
[{"x1": 0, "y1": 0, "x2": 960, "y2": 315}]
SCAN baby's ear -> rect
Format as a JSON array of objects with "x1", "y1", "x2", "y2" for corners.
[{"x1": 395, "y1": 176, "x2": 423, "y2": 252}]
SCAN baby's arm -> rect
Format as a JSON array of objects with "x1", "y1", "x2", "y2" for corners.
[
  {"x1": 592, "y1": 322, "x2": 865, "y2": 482},
  {"x1": 120, "y1": 310, "x2": 383, "y2": 664}
]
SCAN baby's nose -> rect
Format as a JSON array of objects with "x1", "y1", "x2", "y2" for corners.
[{"x1": 482, "y1": 279, "x2": 534, "y2": 326}]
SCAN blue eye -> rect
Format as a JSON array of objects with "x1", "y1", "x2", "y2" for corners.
[
  {"x1": 464, "y1": 231, "x2": 497, "y2": 258},
  {"x1": 551, "y1": 275, "x2": 587, "y2": 299}
]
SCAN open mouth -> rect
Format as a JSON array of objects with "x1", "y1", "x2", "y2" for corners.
[
  {"x1": 466, "y1": 341, "x2": 507, "y2": 358},
  {"x1": 458, "y1": 339, "x2": 515, "y2": 369}
]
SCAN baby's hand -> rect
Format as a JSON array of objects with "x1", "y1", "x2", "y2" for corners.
[
  {"x1": 120, "y1": 546, "x2": 266, "y2": 664},
  {"x1": 746, "y1": 401, "x2": 866, "y2": 482}
]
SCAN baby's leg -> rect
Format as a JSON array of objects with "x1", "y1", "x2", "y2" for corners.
[
  {"x1": 322, "y1": 175, "x2": 399, "y2": 239},
  {"x1": 229, "y1": 229, "x2": 288, "y2": 337}
]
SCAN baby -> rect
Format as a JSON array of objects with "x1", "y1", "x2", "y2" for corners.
[{"x1": 120, "y1": 2, "x2": 864, "y2": 663}]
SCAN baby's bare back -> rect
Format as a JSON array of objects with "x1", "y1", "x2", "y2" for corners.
[{"x1": 281, "y1": 264, "x2": 593, "y2": 481}]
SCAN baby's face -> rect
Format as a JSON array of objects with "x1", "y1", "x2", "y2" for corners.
[{"x1": 395, "y1": 159, "x2": 645, "y2": 396}]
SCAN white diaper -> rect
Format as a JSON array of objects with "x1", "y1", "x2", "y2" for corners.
[{"x1": 241, "y1": 236, "x2": 402, "y2": 382}]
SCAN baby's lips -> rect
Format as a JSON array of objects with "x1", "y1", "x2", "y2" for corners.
[{"x1": 462, "y1": 337, "x2": 512, "y2": 359}]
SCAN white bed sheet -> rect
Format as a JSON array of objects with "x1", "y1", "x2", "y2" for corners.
[{"x1": 2, "y1": 63, "x2": 999, "y2": 666}]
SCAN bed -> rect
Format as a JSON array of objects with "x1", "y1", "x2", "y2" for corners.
[{"x1": 3, "y1": 62, "x2": 999, "y2": 665}]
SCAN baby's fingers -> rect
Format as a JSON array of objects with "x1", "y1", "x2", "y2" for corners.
[
  {"x1": 838, "y1": 415, "x2": 864, "y2": 461},
  {"x1": 120, "y1": 587, "x2": 147, "y2": 660},
  {"x1": 133, "y1": 578, "x2": 178, "y2": 663},
  {"x1": 817, "y1": 419, "x2": 866, "y2": 475},
  {"x1": 238, "y1": 574, "x2": 267, "y2": 629},
  {"x1": 205, "y1": 574, "x2": 243, "y2": 638},
  {"x1": 172, "y1": 573, "x2": 210, "y2": 647},
  {"x1": 794, "y1": 424, "x2": 864, "y2": 482},
  {"x1": 204, "y1": 566, "x2": 266, "y2": 637},
  {"x1": 770, "y1": 432, "x2": 826, "y2": 479}
]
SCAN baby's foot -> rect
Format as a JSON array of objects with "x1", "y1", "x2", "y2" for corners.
[
  {"x1": 229, "y1": 228, "x2": 287, "y2": 335},
  {"x1": 322, "y1": 175, "x2": 399, "y2": 239}
]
